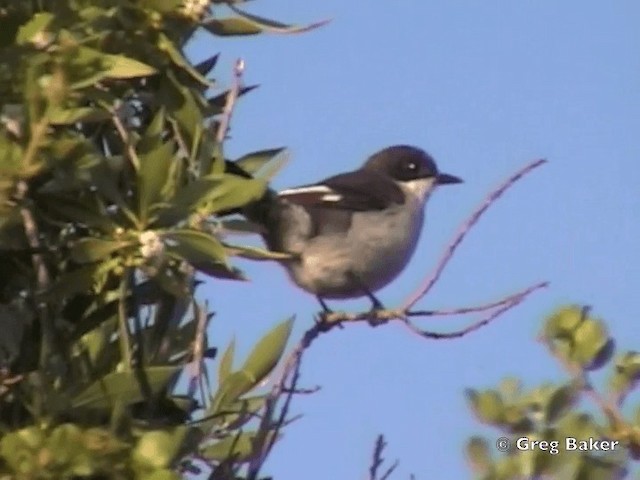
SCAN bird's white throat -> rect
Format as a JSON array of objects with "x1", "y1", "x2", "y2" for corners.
[{"x1": 400, "y1": 177, "x2": 437, "y2": 204}]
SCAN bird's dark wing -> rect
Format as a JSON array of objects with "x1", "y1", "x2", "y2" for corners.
[{"x1": 279, "y1": 170, "x2": 405, "y2": 212}]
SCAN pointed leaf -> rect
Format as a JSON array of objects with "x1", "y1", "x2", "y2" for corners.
[
  {"x1": 466, "y1": 436, "x2": 492, "y2": 475},
  {"x1": 165, "y1": 229, "x2": 227, "y2": 267},
  {"x1": 194, "y1": 54, "x2": 220, "y2": 76},
  {"x1": 228, "y1": 5, "x2": 329, "y2": 34},
  {"x1": 234, "y1": 148, "x2": 286, "y2": 175},
  {"x1": 572, "y1": 318, "x2": 610, "y2": 368},
  {"x1": 465, "y1": 389, "x2": 504, "y2": 425},
  {"x1": 206, "y1": 175, "x2": 267, "y2": 214},
  {"x1": 200, "y1": 431, "x2": 273, "y2": 462},
  {"x1": 158, "y1": 33, "x2": 212, "y2": 87},
  {"x1": 218, "y1": 338, "x2": 235, "y2": 385},
  {"x1": 203, "y1": 17, "x2": 263, "y2": 36},
  {"x1": 545, "y1": 382, "x2": 579, "y2": 423},
  {"x1": 70, "y1": 237, "x2": 132, "y2": 263},
  {"x1": 16, "y1": 12, "x2": 54, "y2": 45},
  {"x1": 40, "y1": 196, "x2": 116, "y2": 233},
  {"x1": 48, "y1": 106, "x2": 110, "y2": 125},
  {"x1": 138, "y1": 141, "x2": 176, "y2": 224},
  {"x1": 210, "y1": 371, "x2": 254, "y2": 413},
  {"x1": 207, "y1": 85, "x2": 258, "y2": 114},
  {"x1": 224, "y1": 244, "x2": 294, "y2": 261},
  {"x1": 241, "y1": 317, "x2": 294, "y2": 385},
  {"x1": 543, "y1": 305, "x2": 585, "y2": 340},
  {"x1": 104, "y1": 54, "x2": 157, "y2": 79},
  {"x1": 72, "y1": 366, "x2": 181, "y2": 408}
]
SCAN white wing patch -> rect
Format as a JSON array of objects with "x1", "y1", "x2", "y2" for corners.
[{"x1": 278, "y1": 185, "x2": 343, "y2": 205}]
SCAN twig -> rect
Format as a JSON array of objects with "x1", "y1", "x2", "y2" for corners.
[
  {"x1": 369, "y1": 435, "x2": 385, "y2": 480},
  {"x1": 401, "y1": 158, "x2": 547, "y2": 311},
  {"x1": 109, "y1": 102, "x2": 141, "y2": 171},
  {"x1": 406, "y1": 284, "x2": 546, "y2": 317},
  {"x1": 216, "y1": 59, "x2": 245, "y2": 144},
  {"x1": 117, "y1": 272, "x2": 133, "y2": 369},
  {"x1": 17, "y1": 182, "x2": 50, "y2": 289},
  {"x1": 247, "y1": 320, "x2": 329, "y2": 479},
  {"x1": 401, "y1": 282, "x2": 546, "y2": 339},
  {"x1": 368, "y1": 435, "x2": 399, "y2": 480},
  {"x1": 188, "y1": 300, "x2": 210, "y2": 408}
]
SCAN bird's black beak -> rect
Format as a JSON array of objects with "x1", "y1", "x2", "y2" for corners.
[{"x1": 436, "y1": 173, "x2": 463, "y2": 185}]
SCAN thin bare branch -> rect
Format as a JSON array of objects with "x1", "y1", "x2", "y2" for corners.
[
  {"x1": 401, "y1": 282, "x2": 546, "y2": 340},
  {"x1": 401, "y1": 158, "x2": 547, "y2": 311},
  {"x1": 247, "y1": 320, "x2": 329, "y2": 480},
  {"x1": 368, "y1": 434, "x2": 399, "y2": 480},
  {"x1": 406, "y1": 283, "x2": 547, "y2": 317},
  {"x1": 216, "y1": 58, "x2": 245, "y2": 144},
  {"x1": 369, "y1": 435, "x2": 386, "y2": 480},
  {"x1": 109, "y1": 102, "x2": 141, "y2": 170}
]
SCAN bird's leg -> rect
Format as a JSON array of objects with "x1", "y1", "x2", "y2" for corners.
[
  {"x1": 347, "y1": 272, "x2": 386, "y2": 326},
  {"x1": 316, "y1": 296, "x2": 332, "y2": 313}
]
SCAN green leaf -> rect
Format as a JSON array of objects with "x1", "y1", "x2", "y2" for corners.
[
  {"x1": 218, "y1": 338, "x2": 235, "y2": 385},
  {"x1": 139, "y1": 0, "x2": 184, "y2": 13},
  {"x1": 241, "y1": 317, "x2": 294, "y2": 385},
  {"x1": 138, "y1": 107, "x2": 167, "y2": 153},
  {"x1": 200, "y1": 431, "x2": 272, "y2": 462},
  {"x1": 498, "y1": 377, "x2": 522, "y2": 401},
  {"x1": 218, "y1": 218, "x2": 264, "y2": 235},
  {"x1": 47, "y1": 106, "x2": 110, "y2": 125},
  {"x1": 207, "y1": 84, "x2": 258, "y2": 115},
  {"x1": 210, "y1": 371, "x2": 254, "y2": 413},
  {"x1": 43, "y1": 264, "x2": 102, "y2": 299},
  {"x1": 194, "y1": 54, "x2": 220, "y2": 76},
  {"x1": 16, "y1": 12, "x2": 54, "y2": 45},
  {"x1": 75, "y1": 318, "x2": 118, "y2": 366},
  {"x1": 572, "y1": 318, "x2": 611, "y2": 368},
  {"x1": 219, "y1": 395, "x2": 266, "y2": 430},
  {"x1": 133, "y1": 431, "x2": 176, "y2": 469},
  {"x1": 234, "y1": 148, "x2": 287, "y2": 175},
  {"x1": 70, "y1": 237, "x2": 132, "y2": 263},
  {"x1": 164, "y1": 229, "x2": 227, "y2": 266},
  {"x1": 224, "y1": 244, "x2": 295, "y2": 261},
  {"x1": 138, "y1": 141, "x2": 176, "y2": 224},
  {"x1": 158, "y1": 33, "x2": 212, "y2": 87},
  {"x1": 545, "y1": 383, "x2": 579, "y2": 423},
  {"x1": 103, "y1": 54, "x2": 157, "y2": 79},
  {"x1": 543, "y1": 305, "x2": 585, "y2": 339},
  {"x1": 39, "y1": 196, "x2": 116, "y2": 233},
  {"x1": 157, "y1": 178, "x2": 223, "y2": 226},
  {"x1": 465, "y1": 389, "x2": 504, "y2": 425},
  {"x1": 160, "y1": 71, "x2": 203, "y2": 146},
  {"x1": 228, "y1": 5, "x2": 329, "y2": 34},
  {"x1": 72, "y1": 366, "x2": 181, "y2": 409},
  {"x1": 203, "y1": 17, "x2": 263, "y2": 36},
  {"x1": 465, "y1": 436, "x2": 492, "y2": 475},
  {"x1": 205, "y1": 175, "x2": 267, "y2": 214},
  {"x1": 195, "y1": 263, "x2": 248, "y2": 282},
  {"x1": 609, "y1": 351, "x2": 640, "y2": 402}
]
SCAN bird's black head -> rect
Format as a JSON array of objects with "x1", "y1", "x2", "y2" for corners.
[{"x1": 363, "y1": 145, "x2": 462, "y2": 185}]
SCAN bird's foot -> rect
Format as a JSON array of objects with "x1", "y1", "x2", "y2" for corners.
[{"x1": 366, "y1": 300, "x2": 388, "y2": 327}]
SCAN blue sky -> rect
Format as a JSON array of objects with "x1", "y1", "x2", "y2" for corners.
[{"x1": 186, "y1": 1, "x2": 639, "y2": 477}]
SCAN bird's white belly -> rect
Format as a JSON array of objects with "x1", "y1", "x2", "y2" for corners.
[{"x1": 288, "y1": 204, "x2": 425, "y2": 298}]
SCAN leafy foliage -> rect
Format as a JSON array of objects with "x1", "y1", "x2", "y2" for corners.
[
  {"x1": 465, "y1": 306, "x2": 640, "y2": 479},
  {"x1": 0, "y1": 0, "x2": 308, "y2": 478}
]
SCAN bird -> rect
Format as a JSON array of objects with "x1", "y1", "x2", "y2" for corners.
[{"x1": 244, "y1": 145, "x2": 462, "y2": 313}]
